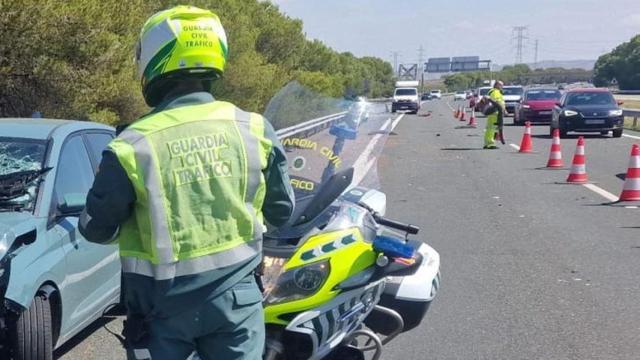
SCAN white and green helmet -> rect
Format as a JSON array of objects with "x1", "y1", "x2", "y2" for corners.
[{"x1": 136, "y1": 6, "x2": 228, "y2": 104}]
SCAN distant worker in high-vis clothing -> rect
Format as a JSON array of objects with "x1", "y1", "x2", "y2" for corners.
[
  {"x1": 483, "y1": 80, "x2": 506, "y2": 149},
  {"x1": 79, "y1": 6, "x2": 294, "y2": 360}
]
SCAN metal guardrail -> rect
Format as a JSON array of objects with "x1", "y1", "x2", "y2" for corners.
[
  {"x1": 275, "y1": 111, "x2": 347, "y2": 140},
  {"x1": 613, "y1": 90, "x2": 640, "y2": 95},
  {"x1": 623, "y1": 108, "x2": 640, "y2": 130}
]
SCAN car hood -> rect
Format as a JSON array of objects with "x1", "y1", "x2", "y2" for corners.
[
  {"x1": 525, "y1": 100, "x2": 557, "y2": 110},
  {"x1": 504, "y1": 95, "x2": 522, "y2": 102},
  {"x1": 0, "y1": 212, "x2": 39, "y2": 260},
  {"x1": 565, "y1": 104, "x2": 618, "y2": 113}
]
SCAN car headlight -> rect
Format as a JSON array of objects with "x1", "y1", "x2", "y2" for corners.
[
  {"x1": 563, "y1": 110, "x2": 578, "y2": 117},
  {"x1": 609, "y1": 109, "x2": 623, "y2": 116},
  {"x1": 522, "y1": 105, "x2": 530, "y2": 109},
  {"x1": 264, "y1": 259, "x2": 330, "y2": 305}
]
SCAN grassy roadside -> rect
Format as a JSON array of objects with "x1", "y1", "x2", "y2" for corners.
[
  {"x1": 624, "y1": 117, "x2": 640, "y2": 131},
  {"x1": 622, "y1": 100, "x2": 640, "y2": 110},
  {"x1": 621, "y1": 101, "x2": 640, "y2": 131}
]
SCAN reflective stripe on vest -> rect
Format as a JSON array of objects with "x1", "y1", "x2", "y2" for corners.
[
  {"x1": 109, "y1": 101, "x2": 271, "y2": 280},
  {"x1": 121, "y1": 238, "x2": 261, "y2": 280}
]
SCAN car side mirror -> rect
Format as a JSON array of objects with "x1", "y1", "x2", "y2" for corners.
[
  {"x1": 555, "y1": 101, "x2": 562, "y2": 107},
  {"x1": 58, "y1": 193, "x2": 86, "y2": 216},
  {"x1": 617, "y1": 100, "x2": 624, "y2": 106}
]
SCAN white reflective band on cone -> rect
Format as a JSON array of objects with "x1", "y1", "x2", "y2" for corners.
[
  {"x1": 623, "y1": 178, "x2": 640, "y2": 190},
  {"x1": 571, "y1": 164, "x2": 586, "y2": 173}
]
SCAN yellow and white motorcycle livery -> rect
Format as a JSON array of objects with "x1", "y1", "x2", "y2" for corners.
[{"x1": 260, "y1": 83, "x2": 441, "y2": 360}]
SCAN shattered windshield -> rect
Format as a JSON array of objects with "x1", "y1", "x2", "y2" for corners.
[{"x1": 0, "y1": 138, "x2": 48, "y2": 212}]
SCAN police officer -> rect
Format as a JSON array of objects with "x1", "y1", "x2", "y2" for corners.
[
  {"x1": 79, "y1": 6, "x2": 294, "y2": 360},
  {"x1": 483, "y1": 80, "x2": 506, "y2": 149}
]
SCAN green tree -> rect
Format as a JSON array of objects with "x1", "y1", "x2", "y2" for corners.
[
  {"x1": 594, "y1": 35, "x2": 640, "y2": 89},
  {"x1": 0, "y1": 0, "x2": 395, "y2": 124}
]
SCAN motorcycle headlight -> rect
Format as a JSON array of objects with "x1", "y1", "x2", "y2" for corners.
[
  {"x1": 261, "y1": 256, "x2": 287, "y2": 297},
  {"x1": 563, "y1": 110, "x2": 578, "y2": 117},
  {"x1": 609, "y1": 109, "x2": 623, "y2": 116},
  {"x1": 264, "y1": 260, "x2": 330, "y2": 305}
]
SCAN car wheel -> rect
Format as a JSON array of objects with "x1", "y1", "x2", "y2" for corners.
[
  {"x1": 613, "y1": 129, "x2": 623, "y2": 138},
  {"x1": 549, "y1": 126, "x2": 554, "y2": 137},
  {"x1": 559, "y1": 129, "x2": 568, "y2": 139},
  {"x1": 13, "y1": 294, "x2": 54, "y2": 360},
  {"x1": 600, "y1": 131, "x2": 609, "y2": 136}
]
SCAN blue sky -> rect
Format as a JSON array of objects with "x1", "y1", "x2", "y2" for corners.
[{"x1": 269, "y1": 0, "x2": 640, "y2": 66}]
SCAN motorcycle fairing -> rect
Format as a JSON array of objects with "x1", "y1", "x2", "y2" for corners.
[{"x1": 284, "y1": 280, "x2": 386, "y2": 360}]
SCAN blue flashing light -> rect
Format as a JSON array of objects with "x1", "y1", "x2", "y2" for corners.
[{"x1": 373, "y1": 236, "x2": 414, "y2": 259}]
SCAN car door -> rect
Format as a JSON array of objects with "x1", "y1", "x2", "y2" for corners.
[
  {"x1": 48, "y1": 134, "x2": 120, "y2": 338},
  {"x1": 82, "y1": 131, "x2": 115, "y2": 173},
  {"x1": 552, "y1": 93, "x2": 566, "y2": 127}
]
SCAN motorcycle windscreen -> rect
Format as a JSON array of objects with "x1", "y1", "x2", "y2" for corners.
[{"x1": 264, "y1": 82, "x2": 392, "y2": 231}]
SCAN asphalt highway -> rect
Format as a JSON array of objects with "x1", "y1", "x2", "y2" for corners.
[
  {"x1": 382, "y1": 97, "x2": 640, "y2": 359},
  {"x1": 57, "y1": 97, "x2": 640, "y2": 359}
]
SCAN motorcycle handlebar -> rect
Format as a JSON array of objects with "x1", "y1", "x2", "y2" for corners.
[
  {"x1": 356, "y1": 201, "x2": 420, "y2": 235},
  {"x1": 373, "y1": 214, "x2": 420, "y2": 235}
]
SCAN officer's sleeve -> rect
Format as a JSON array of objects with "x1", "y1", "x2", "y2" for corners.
[
  {"x1": 261, "y1": 120, "x2": 295, "y2": 227},
  {"x1": 79, "y1": 150, "x2": 136, "y2": 244}
]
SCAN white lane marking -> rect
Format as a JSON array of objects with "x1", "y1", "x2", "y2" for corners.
[
  {"x1": 446, "y1": 102, "x2": 454, "y2": 111},
  {"x1": 390, "y1": 113, "x2": 404, "y2": 129},
  {"x1": 507, "y1": 140, "x2": 622, "y2": 203},
  {"x1": 582, "y1": 183, "x2": 619, "y2": 202},
  {"x1": 622, "y1": 133, "x2": 640, "y2": 140},
  {"x1": 352, "y1": 114, "x2": 405, "y2": 185}
]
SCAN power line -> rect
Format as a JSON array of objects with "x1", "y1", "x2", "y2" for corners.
[{"x1": 512, "y1": 26, "x2": 528, "y2": 64}]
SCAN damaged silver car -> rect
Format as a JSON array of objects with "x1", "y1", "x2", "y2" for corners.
[{"x1": 0, "y1": 119, "x2": 120, "y2": 359}]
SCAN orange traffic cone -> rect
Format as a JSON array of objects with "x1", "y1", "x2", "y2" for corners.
[
  {"x1": 459, "y1": 107, "x2": 466, "y2": 122},
  {"x1": 546, "y1": 128, "x2": 563, "y2": 168},
  {"x1": 566, "y1": 136, "x2": 588, "y2": 183},
  {"x1": 468, "y1": 109, "x2": 477, "y2": 127},
  {"x1": 617, "y1": 144, "x2": 640, "y2": 201},
  {"x1": 519, "y1": 121, "x2": 533, "y2": 153}
]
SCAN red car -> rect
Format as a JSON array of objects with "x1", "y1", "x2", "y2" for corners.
[{"x1": 513, "y1": 88, "x2": 561, "y2": 125}]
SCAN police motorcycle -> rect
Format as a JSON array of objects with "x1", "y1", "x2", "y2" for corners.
[{"x1": 259, "y1": 83, "x2": 441, "y2": 360}]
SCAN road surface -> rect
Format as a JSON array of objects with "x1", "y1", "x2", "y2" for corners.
[
  {"x1": 57, "y1": 97, "x2": 640, "y2": 359},
  {"x1": 382, "y1": 97, "x2": 640, "y2": 359}
]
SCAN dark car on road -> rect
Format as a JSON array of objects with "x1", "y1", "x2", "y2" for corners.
[
  {"x1": 551, "y1": 88, "x2": 624, "y2": 138},
  {"x1": 514, "y1": 88, "x2": 561, "y2": 125}
]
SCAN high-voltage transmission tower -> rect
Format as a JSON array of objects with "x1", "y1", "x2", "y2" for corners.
[{"x1": 512, "y1": 26, "x2": 528, "y2": 64}]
